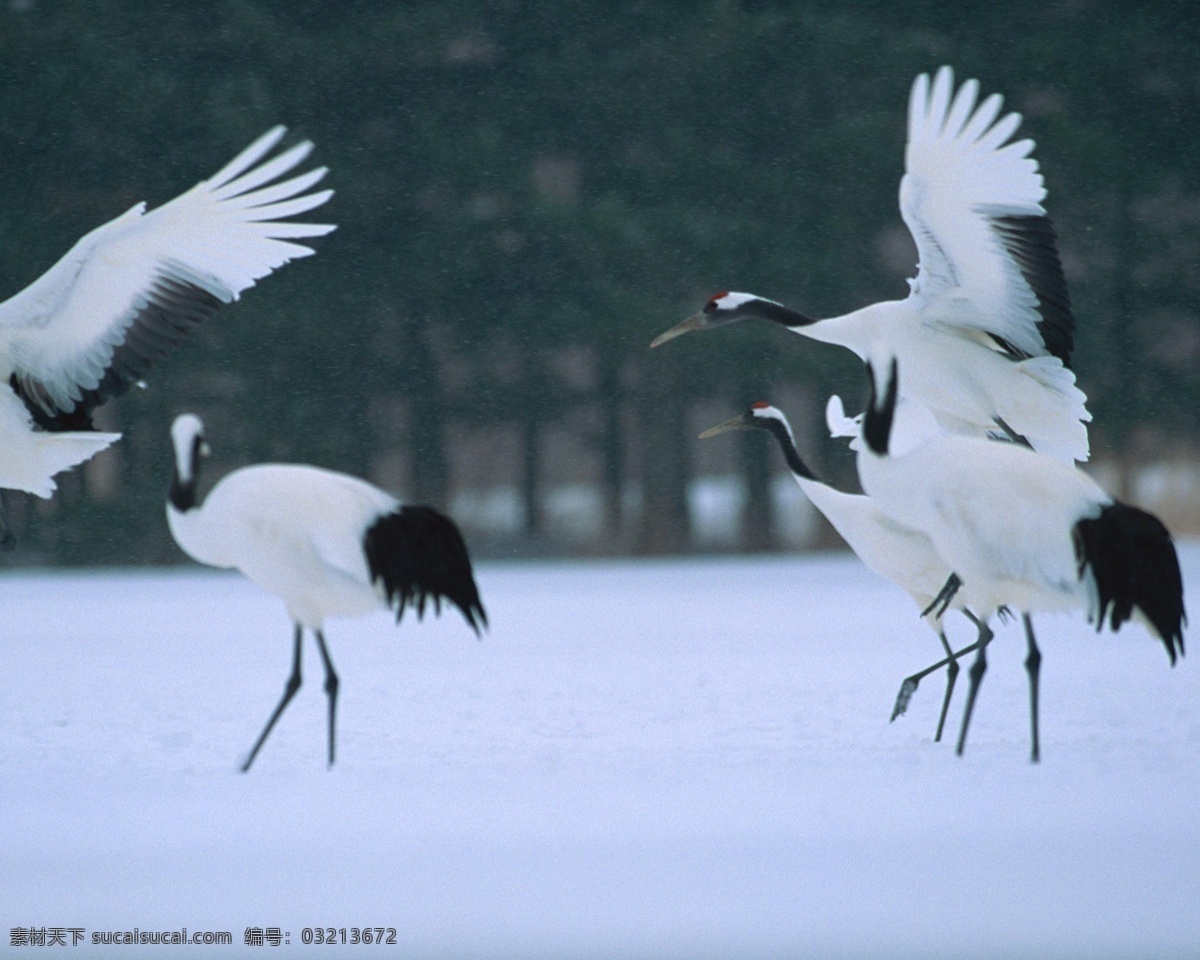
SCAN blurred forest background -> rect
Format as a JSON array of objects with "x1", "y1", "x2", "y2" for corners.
[{"x1": 1, "y1": 0, "x2": 1198, "y2": 565}]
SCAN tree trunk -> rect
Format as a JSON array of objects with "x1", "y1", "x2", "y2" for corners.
[
  {"x1": 739, "y1": 425, "x2": 777, "y2": 552},
  {"x1": 520, "y1": 414, "x2": 543, "y2": 540},
  {"x1": 403, "y1": 316, "x2": 450, "y2": 510},
  {"x1": 597, "y1": 352, "x2": 625, "y2": 546},
  {"x1": 635, "y1": 372, "x2": 691, "y2": 554}
]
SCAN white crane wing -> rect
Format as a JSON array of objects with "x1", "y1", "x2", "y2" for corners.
[
  {"x1": 900, "y1": 67, "x2": 1074, "y2": 364},
  {"x1": 0, "y1": 126, "x2": 335, "y2": 426}
]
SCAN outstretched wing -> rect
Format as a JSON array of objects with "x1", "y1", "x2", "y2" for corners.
[
  {"x1": 901, "y1": 67, "x2": 1074, "y2": 365},
  {"x1": 0, "y1": 126, "x2": 335, "y2": 428}
]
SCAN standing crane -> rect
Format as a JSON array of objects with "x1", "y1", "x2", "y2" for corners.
[
  {"x1": 167, "y1": 414, "x2": 486, "y2": 771},
  {"x1": 701, "y1": 401, "x2": 992, "y2": 742},
  {"x1": 856, "y1": 357, "x2": 1184, "y2": 761}
]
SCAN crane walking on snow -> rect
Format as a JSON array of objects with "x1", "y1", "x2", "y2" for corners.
[{"x1": 167, "y1": 414, "x2": 487, "y2": 772}]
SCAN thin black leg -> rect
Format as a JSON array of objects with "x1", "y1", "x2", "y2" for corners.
[
  {"x1": 242, "y1": 625, "x2": 304, "y2": 773},
  {"x1": 891, "y1": 631, "x2": 987, "y2": 722},
  {"x1": 314, "y1": 629, "x2": 340, "y2": 769},
  {"x1": 892, "y1": 612, "x2": 993, "y2": 724},
  {"x1": 956, "y1": 623, "x2": 994, "y2": 757},
  {"x1": 953, "y1": 613, "x2": 995, "y2": 747},
  {"x1": 932, "y1": 629, "x2": 959, "y2": 743},
  {"x1": 1023, "y1": 614, "x2": 1042, "y2": 764}
]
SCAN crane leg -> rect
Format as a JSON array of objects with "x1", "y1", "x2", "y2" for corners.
[
  {"x1": 951, "y1": 614, "x2": 994, "y2": 744},
  {"x1": 956, "y1": 630, "x2": 993, "y2": 757},
  {"x1": 314, "y1": 630, "x2": 340, "y2": 768},
  {"x1": 933, "y1": 612, "x2": 992, "y2": 742},
  {"x1": 932, "y1": 629, "x2": 959, "y2": 743},
  {"x1": 242, "y1": 625, "x2": 304, "y2": 772},
  {"x1": 1023, "y1": 614, "x2": 1042, "y2": 764},
  {"x1": 891, "y1": 633, "x2": 986, "y2": 722},
  {"x1": 891, "y1": 613, "x2": 994, "y2": 740}
]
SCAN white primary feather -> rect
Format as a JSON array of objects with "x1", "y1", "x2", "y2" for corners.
[
  {"x1": 0, "y1": 391, "x2": 118, "y2": 498},
  {"x1": 824, "y1": 394, "x2": 860, "y2": 442},
  {"x1": 661, "y1": 66, "x2": 1090, "y2": 462},
  {"x1": 902, "y1": 66, "x2": 1058, "y2": 360},
  {"x1": 0, "y1": 126, "x2": 334, "y2": 414},
  {"x1": 0, "y1": 126, "x2": 334, "y2": 497}
]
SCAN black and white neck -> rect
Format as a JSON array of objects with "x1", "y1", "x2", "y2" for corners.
[
  {"x1": 862, "y1": 358, "x2": 899, "y2": 457},
  {"x1": 651, "y1": 290, "x2": 817, "y2": 348},
  {"x1": 702, "y1": 291, "x2": 817, "y2": 330},
  {"x1": 699, "y1": 402, "x2": 822, "y2": 484}
]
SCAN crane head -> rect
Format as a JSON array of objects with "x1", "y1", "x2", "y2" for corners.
[
  {"x1": 170, "y1": 413, "x2": 211, "y2": 475},
  {"x1": 698, "y1": 401, "x2": 784, "y2": 439},
  {"x1": 650, "y1": 291, "x2": 786, "y2": 348}
]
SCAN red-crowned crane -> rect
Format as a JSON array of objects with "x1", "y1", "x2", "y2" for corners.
[
  {"x1": 652, "y1": 66, "x2": 1090, "y2": 463},
  {"x1": 700, "y1": 401, "x2": 991, "y2": 742},
  {"x1": 167, "y1": 414, "x2": 486, "y2": 771},
  {"x1": 0, "y1": 126, "x2": 334, "y2": 541},
  {"x1": 856, "y1": 357, "x2": 1185, "y2": 761}
]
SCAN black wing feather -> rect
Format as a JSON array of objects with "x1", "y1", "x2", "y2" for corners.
[
  {"x1": 14, "y1": 269, "x2": 223, "y2": 432},
  {"x1": 989, "y1": 214, "x2": 1075, "y2": 368}
]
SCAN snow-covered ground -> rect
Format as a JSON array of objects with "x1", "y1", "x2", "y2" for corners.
[{"x1": 2, "y1": 547, "x2": 1198, "y2": 958}]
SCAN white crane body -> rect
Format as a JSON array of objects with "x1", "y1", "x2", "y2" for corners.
[
  {"x1": 855, "y1": 358, "x2": 1184, "y2": 760},
  {"x1": 166, "y1": 414, "x2": 486, "y2": 770},
  {"x1": 169, "y1": 463, "x2": 401, "y2": 628}
]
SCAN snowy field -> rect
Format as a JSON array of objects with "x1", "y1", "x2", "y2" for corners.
[{"x1": 2, "y1": 547, "x2": 1199, "y2": 959}]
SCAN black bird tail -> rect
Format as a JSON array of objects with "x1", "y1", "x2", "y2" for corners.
[
  {"x1": 1073, "y1": 502, "x2": 1185, "y2": 664},
  {"x1": 364, "y1": 505, "x2": 487, "y2": 635}
]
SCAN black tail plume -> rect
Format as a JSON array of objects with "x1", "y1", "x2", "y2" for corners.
[
  {"x1": 1074, "y1": 502, "x2": 1185, "y2": 664},
  {"x1": 364, "y1": 505, "x2": 487, "y2": 635}
]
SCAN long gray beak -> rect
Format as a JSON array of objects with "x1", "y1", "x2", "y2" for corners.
[
  {"x1": 698, "y1": 413, "x2": 749, "y2": 440},
  {"x1": 650, "y1": 312, "x2": 706, "y2": 349}
]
